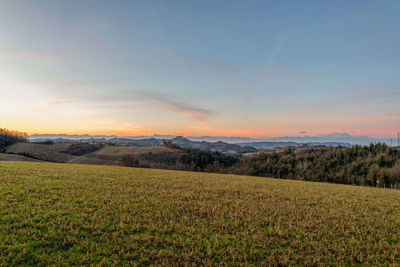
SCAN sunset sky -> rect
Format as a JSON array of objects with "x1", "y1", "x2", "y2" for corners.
[{"x1": 0, "y1": 1, "x2": 399, "y2": 138}]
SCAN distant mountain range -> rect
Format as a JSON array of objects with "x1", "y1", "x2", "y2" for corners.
[
  {"x1": 29, "y1": 132, "x2": 396, "y2": 146},
  {"x1": 29, "y1": 135, "x2": 360, "y2": 153},
  {"x1": 29, "y1": 134, "x2": 119, "y2": 140},
  {"x1": 264, "y1": 133, "x2": 394, "y2": 146},
  {"x1": 28, "y1": 134, "x2": 252, "y2": 143}
]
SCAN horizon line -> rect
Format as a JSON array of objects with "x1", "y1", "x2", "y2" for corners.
[{"x1": 27, "y1": 132, "x2": 398, "y2": 140}]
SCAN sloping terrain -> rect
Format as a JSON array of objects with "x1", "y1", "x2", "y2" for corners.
[
  {"x1": 1, "y1": 161, "x2": 400, "y2": 265},
  {"x1": 0, "y1": 153, "x2": 42, "y2": 162},
  {"x1": 5, "y1": 143, "x2": 75, "y2": 162},
  {"x1": 30, "y1": 136, "x2": 256, "y2": 153},
  {"x1": 4, "y1": 143, "x2": 105, "y2": 163},
  {"x1": 73, "y1": 145, "x2": 183, "y2": 168}
]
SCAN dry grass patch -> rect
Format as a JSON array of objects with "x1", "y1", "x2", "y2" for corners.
[
  {"x1": 0, "y1": 153, "x2": 42, "y2": 162},
  {"x1": 1, "y1": 162, "x2": 400, "y2": 265},
  {"x1": 5, "y1": 143, "x2": 75, "y2": 162},
  {"x1": 73, "y1": 145, "x2": 183, "y2": 167}
]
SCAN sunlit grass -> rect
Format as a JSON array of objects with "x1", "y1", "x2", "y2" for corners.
[{"x1": 1, "y1": 161, "x2": 400, "y2": 265}]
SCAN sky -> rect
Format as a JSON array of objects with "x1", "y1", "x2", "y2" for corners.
[{"x1": 0, "y1": 0, "x2": 399, "y2": 138}]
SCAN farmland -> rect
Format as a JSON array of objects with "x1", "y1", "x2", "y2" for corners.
[
  {"x1": 71, "y1": 145, "x2": 183, "y2": 167},
  {"x1": 5, "y1": 142, "x2": 400, "y2": 188},
  {"x1": 4, "y1": 143, "x2": 76, "y2": 163},
  {"x1": 1, "y1": 162, "x2": 400, "y2": 265},
  {"x1": 4, "y1": 143, "x2": 182, "y2": 166},
  {"x1": 0, "y1": 153, "x2": 42, "y2": 162}
]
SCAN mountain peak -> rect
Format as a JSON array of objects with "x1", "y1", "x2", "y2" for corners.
[{"x1": 171, "y1": 136, "x2": 190, "y2": 142}]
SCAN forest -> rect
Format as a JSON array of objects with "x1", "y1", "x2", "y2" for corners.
[
  {"x1": 0, "y1": 128, "x2": 27, "y2": 150},
  {"x1": 1, "y1": 127, "x2": 399, "y2": 188},
  {"x1": 232, "y1": 144, "x2": 400, "y2": 187},
  {"x1": 124, "y1": 141, "x2": 400, "y2": 188}
]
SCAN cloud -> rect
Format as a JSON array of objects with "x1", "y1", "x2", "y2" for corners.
[
  {"x1": 281, "y1": 88, "x2": 400, "y2": 118},
  {"x1": 16, "y1": 76, "x2": 215, "y2": 121},
  {"x1": 71, "y1": 30, "x2": 129, "y2": 58},
  {"x1": 264, "y1": 35, "x2": 287, "y2": 69},
  {"x1": 342, "y1": 90, "x2": 400, "y2": 103},
  {"x1": 136, "y1": 91, "x2": 213, "y2": 120},
  {"x1": 36, "y1": 81, "x2": 214, "y2": 121},
  {"x1": 29, "y1": 101, "x2": 60, "y2": 112},
  {"x1": 298, "y1": 131, "x2": 307, "y2": 135},
  {"x1": 0, "y1": 51, "x2": 59, "y2": 64},
  {"x1": 67, "y1": 91, "x2": 214, "y2": 120}
]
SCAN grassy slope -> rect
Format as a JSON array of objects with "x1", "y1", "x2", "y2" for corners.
[
  {"x1": 1, "y1": 162, "x2": 400, "y2": 265},
  {"x1": 93, "y1": 146, "x2": 178, "y2": 155},
  {"x1": 73, "y1": 145, "x2": 181, "y2": 166},
  {"x1": 4, "y1": 143, "x2": 179, "y2": 166},
  {"x1": 5, "y1": 143, "x2": 75, "y2": 163},
  {"x1": 0, "y1": 153, "x2": 42, "y2": 162}
]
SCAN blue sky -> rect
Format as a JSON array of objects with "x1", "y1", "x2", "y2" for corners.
[{"x1": 0, "y1": 0, "x2": 399, "y2": 137}]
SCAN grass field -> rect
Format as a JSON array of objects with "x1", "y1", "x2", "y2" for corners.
[
  {"x1": 5, "y1": 143, "x2": 76, "y2": 163},
  {"x1": 1, "y1": 162, "x2": 400, "y2": 265},
  {"x1": 72, "y1": 145, "x2": 181, "y2": 166},
  {"x1": 4, "y1": 143, "x2": 180, "y2": 166},
  {"x1": 0, "y1": 153, "x2": 42, "y2": 162}
]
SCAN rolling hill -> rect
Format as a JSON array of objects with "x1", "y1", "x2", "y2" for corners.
[
  {"x1": 0, "y1": 153, "x2": 42, "y2": 162},
  {"x1": 71, "y1": 145, "x2": 183, "y2": 167},
  {"x1": 5, "y1": 143, "x2": 77, "y2": 162},
  {"x1": 30, "y1": 136, "x2": 257, "y2": 153},
  {"x1": 1, "y1": 161, "x2": 400, "y2": 265},
  {"x1": 4, "y1": 143, "x2": 184, "y2": 167}
]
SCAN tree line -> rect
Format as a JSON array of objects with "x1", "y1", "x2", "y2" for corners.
[
  {"x1": 123, "y1": 142, "x2": 400, "y2": 188},
  {"x1": 0, "y1": 128, "x2": 27, "y2": 150},
  {"x1": 1, "y1": 126, "x2": 399, "y2": 188},
  {"x1": 231, "y1": 144, "x2": 400, "y2": 187},
  {"x1": 121, "y1": 145, "x2": 239, "y2": 173}
]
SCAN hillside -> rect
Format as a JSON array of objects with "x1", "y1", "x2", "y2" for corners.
[
  {"x1": 72, "y1": 145, "x2": 183, "y2": 167},
  {"x1": 0, "y1": 128, "x2": 27, "y2": 150},
  {"x1": 0, "y1": 153, "x2": 42, "y2": 162},
  {"x1": 4, "y1": 143, "x2": 239, "y2": 172},
  {"x1": 30, "y1": 136, "x2": 256, "y2": 153},
  {"x1": 5, "y1": 143, "x2": 77, "y2": 162},
  {"x1": 4, "y1": 143, "x2": 185, "y2": 167},
  {"x1": 234, "y1": 144, "x2": 400, "y2": 186},
  {"x1": 4, "y1": 142, "x2": 399, "y2": 188},
  {"x1": 1, "y1": 162, "x2": 400, "y2": 265}
]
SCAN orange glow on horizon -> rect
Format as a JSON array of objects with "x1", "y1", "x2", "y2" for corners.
[
  {"x1": 5, "y1": 120, "x2": 398, "y2": 139},
  {"x1": 19, "y1": 127, "x2": 398, "y2": 139}
]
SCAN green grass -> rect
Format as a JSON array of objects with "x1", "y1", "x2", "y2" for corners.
[{"x1": 1, "y1": 162, "x2": 400, "y2": 265}]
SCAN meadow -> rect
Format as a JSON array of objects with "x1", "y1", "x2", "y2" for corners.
[
  {"x1": 3, "y1": 143, "x2": 182, "y2": 167},
  {"x1": 5, "y1": 143, "x2": 76, "y2": 163},
  {"x1": 1, "y1": 161, "x2": 400, "y2": 265},
  {"x1": 0, "y1": 153, "x2": 41, "y2": 162},
  {"x1": 71, "y1": 145, "x2": 183, "y2": 167}
]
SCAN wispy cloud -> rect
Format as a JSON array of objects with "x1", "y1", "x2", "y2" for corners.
[
  {"x1": 0, "y1": 51, "x2": 60, "y2": 64},
  {"x1": 281, "y1": 89, "x2": 400, "y2": 117},
  {"x1": 29, "y1": 101, "x2": 60, "y2": 112},
  {"x1": 264, "y1": 35, "x2": 287, "y2": 69},
  {"x1": 30, "y1": 79, "x2": 215, "y2": 121},
  {"x1": 71, "y1": 30, "x2": 129, "y2": 58},
  {"x1": 136, "y1": 91, "x2": 213, "y2": 120},
  {"x1": 66, "y1": 91, "x2": 214, "y2": 120}
]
